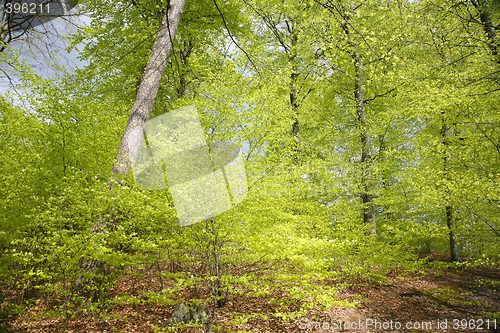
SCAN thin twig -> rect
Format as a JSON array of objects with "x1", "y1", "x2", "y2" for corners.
[{"x1": 212, "y1": 0, "x2": 261, "y2": 78}]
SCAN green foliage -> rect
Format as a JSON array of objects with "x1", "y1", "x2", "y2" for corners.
[{"x1": 1, "y1": 0, "x2": 499, "y2": 330}]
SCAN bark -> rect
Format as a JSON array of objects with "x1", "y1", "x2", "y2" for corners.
[
  {"x1": 82, "y1": 0, "x2": 186, "y2": 302},
  {"x1": 111, "y1": 0, "x2": 186, "y2": 179},
  {"x1": 379, "y1": 135, "x2": 395, "y2": 222},
  {"x1": 288, "y1": 22, "x2": 300, "y2": 162},
  {"x1": 338, "y1": 13, "x2": 377, "y2": 235},
  {"x1": 441, "y1": 112, "x2": 461, "y2": 262},
  {"x1": 176, "y1": 37, "x2": 194, "y2": 98},
  {"x1": 93, "y1": 0, "x2": 185, "y2": 246},
  {"x1": 471, "y1": 0, "x2": 499, "y2": 61},
  {"x1": 446, "y1": 204, "x2": 461, "y2": 262},
  {"x1": 354, "y1": 51, "x2": 376, "y2": 236}
]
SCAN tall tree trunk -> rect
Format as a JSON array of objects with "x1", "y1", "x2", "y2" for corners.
[
  {"x1": 353, "y1": 51, "x2": 376, "y2": 236},
  {"x1": 82, "y1": 0, "x2": 186, "y2": 302},
  {"x1": 112, "y1": 0, "x2": 186, "y2": 179},
  {"x1": 379, "y1": 135, "x2": 394, "y2": 223},
  {"x1": 446, "y1": 204, "x2": 460, "y2": 262},
  {"x1": 441, "y1": 111, "x2": 461, "y2": 262},
  {"x1": 176, "y1": 37, "x2": 194, "y2": 98},
  {"x1": 288, "y1": 22, "x2": 301, "y2": 162},
  {"x1": 470, "y1": 0, "x2": 499, "y2": 62},
  {"x1": 338, "y1": 12, "x2": 377, "y2": 235}
]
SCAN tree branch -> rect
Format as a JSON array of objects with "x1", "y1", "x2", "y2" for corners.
[{"x1": 212, "y1": 0, "x2": 261, "y2": 78}]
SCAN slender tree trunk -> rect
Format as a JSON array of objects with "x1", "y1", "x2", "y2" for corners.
[
  {"x1": 176, "y1": 37, "x2": 194, "y2": 98},
  {"x1": 82, "y1": 0, "x2": 186, "y2": 302},
  {"x1": 339, "y1": 13, "x2": 377, "y2": 235},
  {"x1": 441, "y1": 112, "x2": 461, "y2": 262},
  {"x1": 353, "y1": 51, "x2": 376, "y2": 236},
  {"x1": 379, "y1": 135, "x2": 394, "y2": 222},
  {"x1": 288, "y1": 23, "x2": 301, "y2": 162},
  {"x1": 112, "y1": 0, "x2": 186, "y2": 179},
  {"x1": 471, "y1": 0, "x2": 499, "y2": 62},
  {"x1": 93, "y1": 0, "x2": 186, "y2": 244},
  {"x1": 446, "y1": 204, "x2": 460, "y2": 262}
]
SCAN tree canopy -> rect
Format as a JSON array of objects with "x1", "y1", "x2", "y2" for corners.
[{"x1": 1, "y1": 0, "x2": 499, "y2": 331}]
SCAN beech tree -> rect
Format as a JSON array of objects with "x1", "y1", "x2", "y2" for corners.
[
  {"x1": 311, "y1": 0, "x2": 409, "y2": 236},
  {"x1": 2, "y1": 0, "x2": 500, "y2": 330},
  {"x1": 111, "y1": 0, "x2": 185, "y2": 180}
]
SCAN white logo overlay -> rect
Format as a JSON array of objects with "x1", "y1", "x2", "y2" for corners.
[{"x1": 132, "y1": 105, "x2": 248, "y2": 227}]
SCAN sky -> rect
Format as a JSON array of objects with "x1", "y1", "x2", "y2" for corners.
[
  {"x1": 0, "y1": 3, "x2": 257, "y2": 163},
  {"x1": 0, "y1": 2, "x2": 90, "y2": 97}
]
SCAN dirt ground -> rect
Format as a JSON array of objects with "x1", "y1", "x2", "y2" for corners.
[
  {"x1": 326, "y1": 264, "x2": 500, "y2": 332},
  {"x1": 5, "y1": 254, "x2": 500, "y2": 332}
]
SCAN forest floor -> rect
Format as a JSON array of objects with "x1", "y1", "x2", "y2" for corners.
[{"x1": 4, "y1": 253, "x2": 500, "y2": 333}]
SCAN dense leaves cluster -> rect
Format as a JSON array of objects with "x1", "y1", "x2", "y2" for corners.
[{"x1": 0, "y1": 0, "x2": 499, "y2": 331}]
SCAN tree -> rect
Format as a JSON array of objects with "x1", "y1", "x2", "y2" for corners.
[
  {"x1": 111, "y1": 0, "x2": 185, "y2": 180},
  {"x1": 311, "y1": 0, "x2": 407, "y2": 236},
  {"x1": 395, "y1": 0, "x2": 500, "y2": 259},
  {"x1": 67, "y1": 0, "x2": 185, "y2": 303}
]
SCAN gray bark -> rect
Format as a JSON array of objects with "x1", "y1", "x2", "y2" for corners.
[
  {"x1": 289, "y1": 26, "x2": 300, "y2": 161},
  {"x1": 446, "y1": 204, "x2": 461, "y2": 262},
  {"x1": 354, "y1": 51, "x2": 376, "y2": 236},
  {"x1": 441, "y1": 112, "x2": 461, "y2": 262},
  {"x1": 471, "y1": 0, "x2": 498, "y2": 60},
  {"x1": 111, "y1": 0, "x2": 186, "y2": 179},
  {"x1": 82, "y1": 0, "x2": 186, "y2": 303},
  {"x1": 337, "y1": 12, "x2": 377, "y2": 236}
]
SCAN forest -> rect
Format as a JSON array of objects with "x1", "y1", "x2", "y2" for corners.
[{"x1": 0, "y1": 0, "x2": 499, "y2": 332}]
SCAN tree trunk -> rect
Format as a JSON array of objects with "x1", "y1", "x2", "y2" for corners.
[
  {"x1": 112, "y1": 0, "x2": 186, "y2": 179},
  {"x1": 471, "y1": 0, "x2": 498, "y2": 61},
  {"x1": 82, "y1": 0, "x2": 186, "y2": 302},
  {"x1": 441, "y1": 112, "x2": 461, "y2": 262},
  {"x1": 379, "y1": 135, "x2": 395, "y2": 223},
  {"x1": 288, "y1": 22, "x2": 301, "y2": 162},
  {"x1": 446, "y1": 204, "x2": 461, "y2": 262},
  {"x1": 353, "y1": 50, "x2": 376, "y2": 236},
  {"x1": 340, "y1": 15, "x2": 377, "y2": 236}
]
